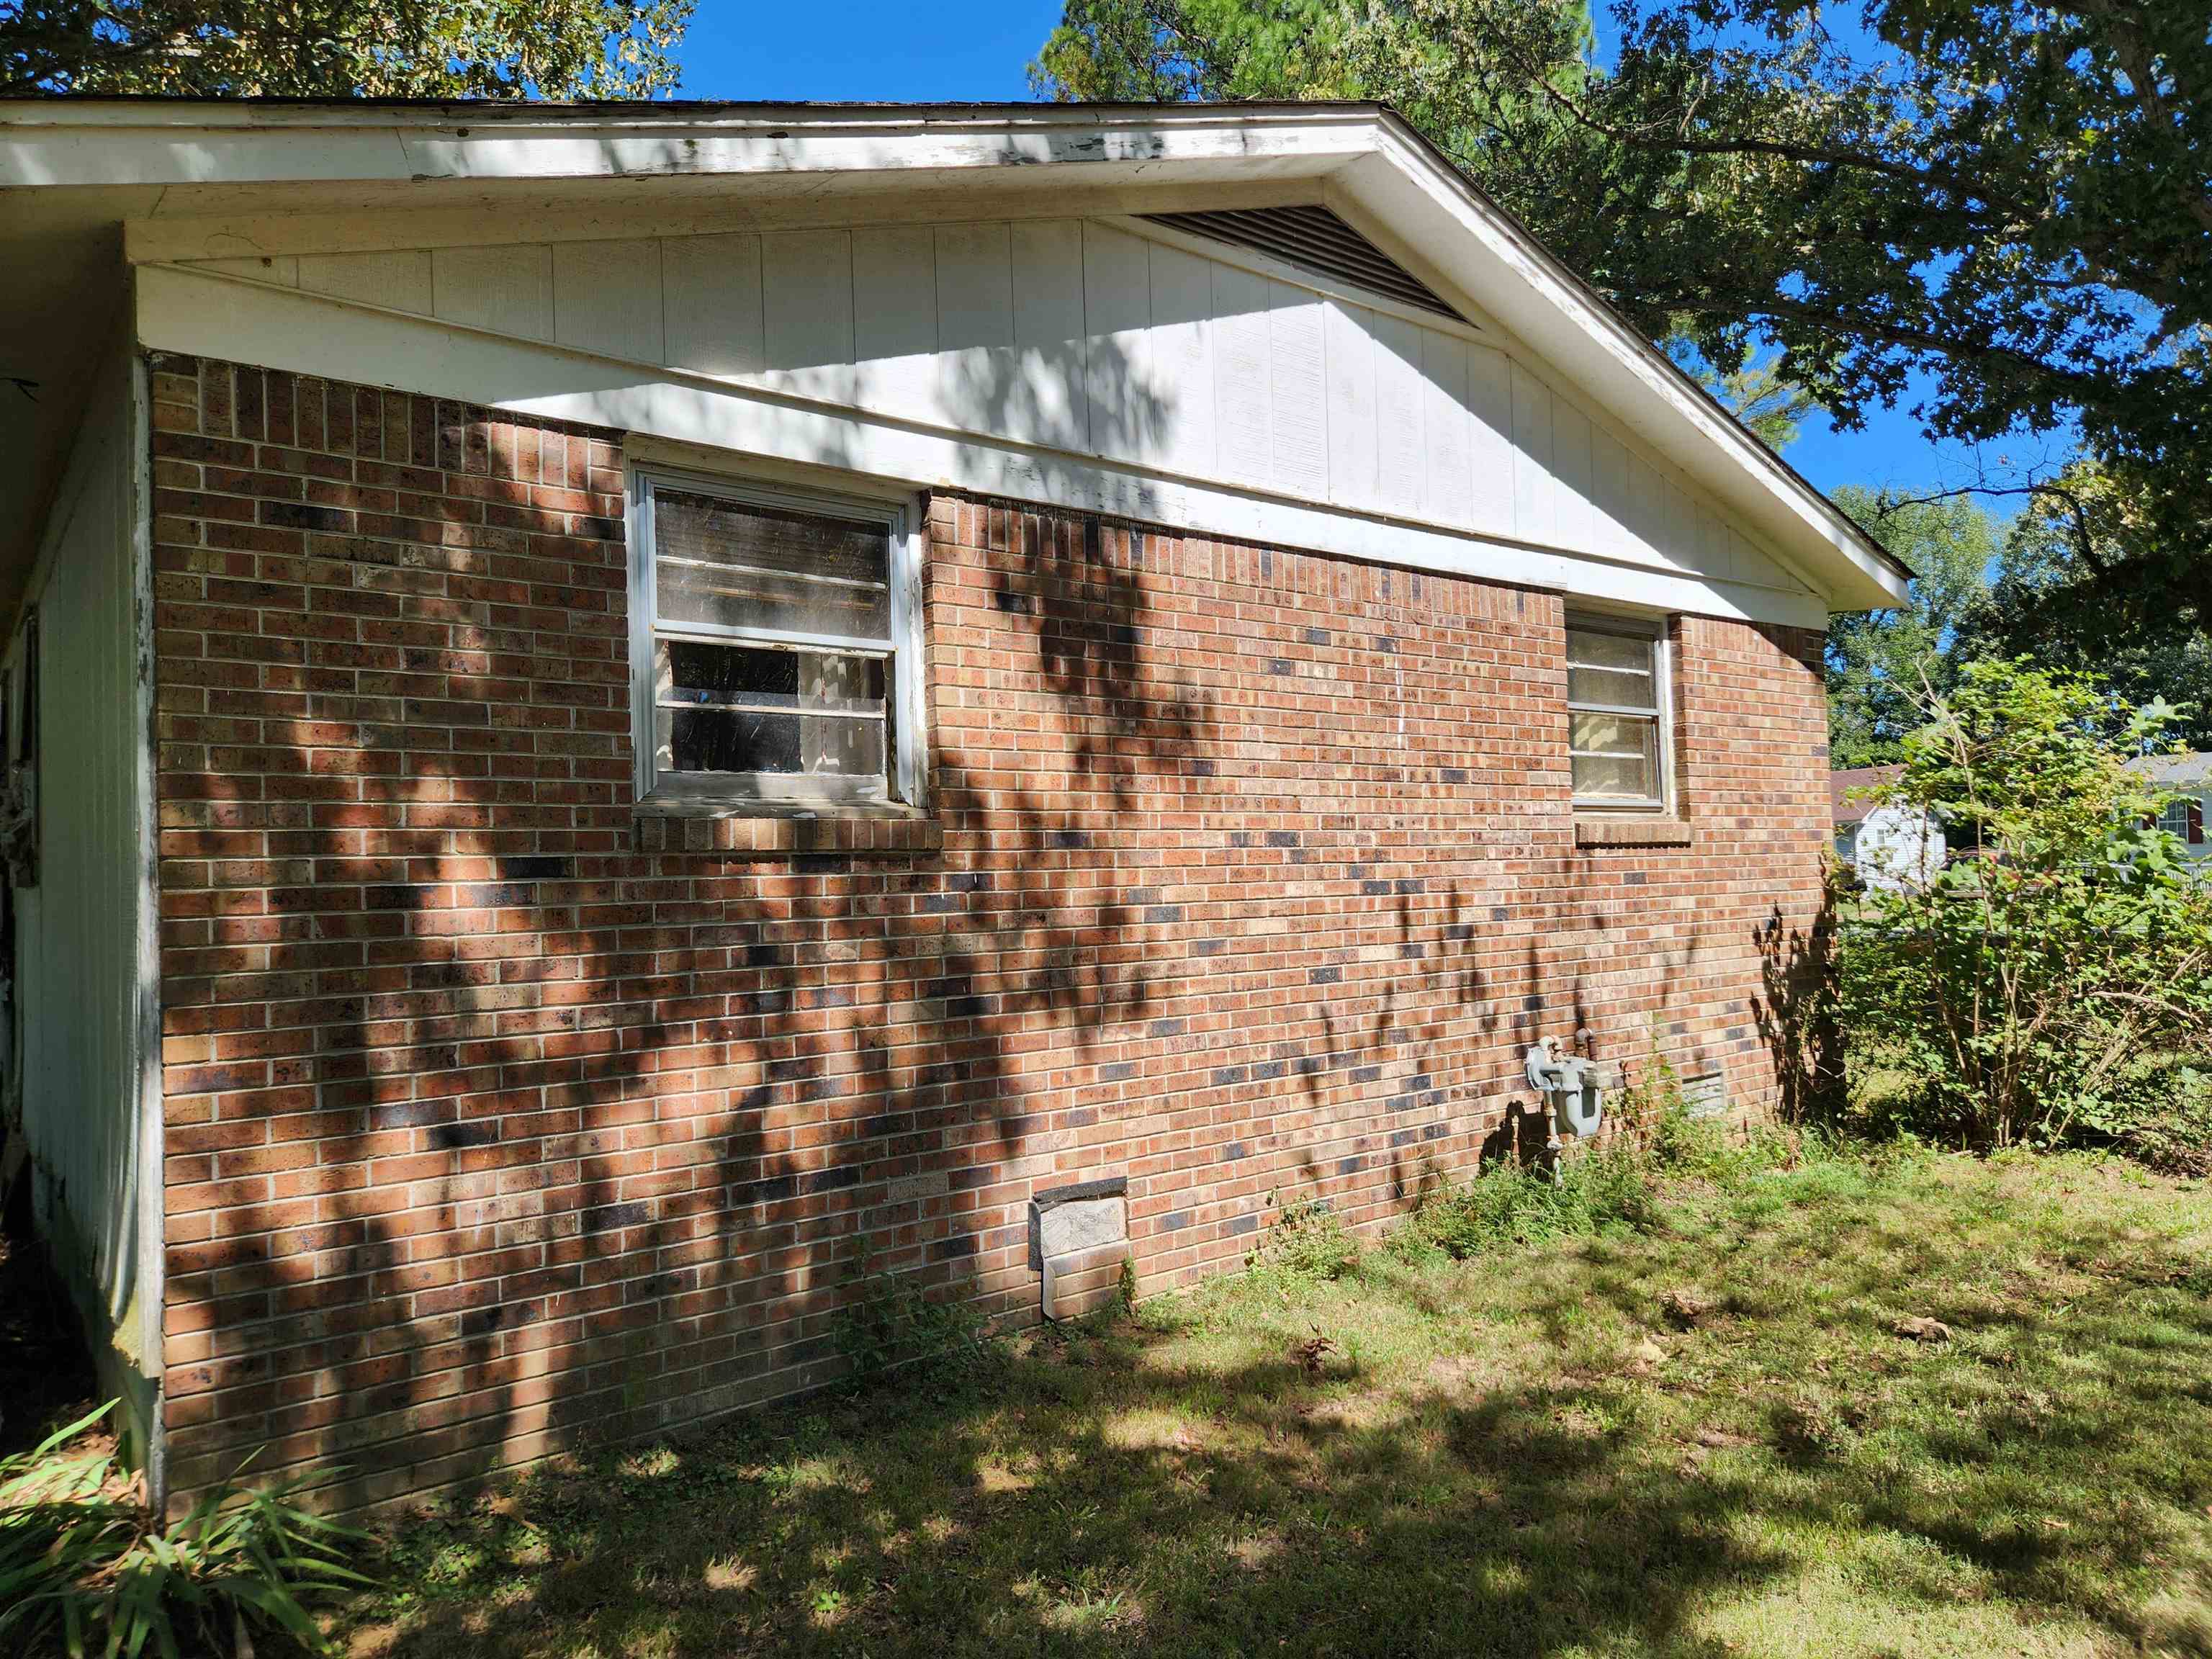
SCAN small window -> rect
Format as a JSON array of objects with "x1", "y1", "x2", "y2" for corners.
[
  {"x1": 2159, "y1": 796, "x2": 2205, "y2": 845},
  {"x1": 630, "y1": 469, "x2": 923, "y2": 809},
  {"x1": 1566, "y1": 614, "x2": 1671, "y2": 810}
]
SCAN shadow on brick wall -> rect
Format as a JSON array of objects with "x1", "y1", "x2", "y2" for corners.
[{"x1": 155, "y1": 349, "x2": 1233, "y2": 1510}]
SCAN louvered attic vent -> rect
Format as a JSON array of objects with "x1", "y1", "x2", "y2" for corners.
[{"x1": 1141, "y1": 204, "x2": 1462, "y2": 321}]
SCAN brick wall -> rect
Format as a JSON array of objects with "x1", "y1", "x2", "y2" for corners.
[{"x1": 148, "y1": 353, "x2": 1830, "y2": 1509}]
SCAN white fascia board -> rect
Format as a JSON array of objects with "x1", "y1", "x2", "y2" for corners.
[
  {"x1": 1331, "y1": 135, "x2": 1908, "y2": 612},
  {"x1": 1, "y1": 100, "x2": 1384, "y2": 191},
  {"x1": 137, "y1": 261, "x2": 1827, "y2": 630}
]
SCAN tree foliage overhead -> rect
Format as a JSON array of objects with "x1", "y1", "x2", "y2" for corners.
[
  {"x1": 1, "y1": 0, "x2": 691, "y2": 98},
  {"x1": 1033, "y1": 0, "x2": 2212, "y2": 627},
  {"x1": 1822, "y1": 485, "x2": 1996, "y2": 770}
]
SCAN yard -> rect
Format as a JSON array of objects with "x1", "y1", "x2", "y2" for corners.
[{"x1": 341, "y1": 1146, "x2": 2212, "y2": 1658}]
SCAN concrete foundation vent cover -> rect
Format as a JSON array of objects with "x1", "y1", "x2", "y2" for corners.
[
  {"x1": 1682, "y1": 1072, "x2": 1729, "y2": 1119},
  {"x1": 1028, "y1": 1177, "x2": 1130, "y2": 1321}
]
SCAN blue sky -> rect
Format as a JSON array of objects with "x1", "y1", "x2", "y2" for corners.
[{"x1": 675, "y1": 1, "x2": 2024, "y2": 516}]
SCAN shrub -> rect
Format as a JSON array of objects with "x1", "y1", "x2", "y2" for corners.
[
  {"x1": 832, "y1": 1243, "x2": 997, "y2": 1393},
  {"x1": 0, "y1": 1402, "x2": 367, "y2": 1659},
  {"x1": 1251, "y1": 1197, "x2": 1360, "y2": 1282},
  {"x1": 1614, "y1": 1041, "x2": 1799, "y2": 1179},
  {"x1": 1835, "y1": 661, "x2": 2212, "y2": 1151},
  {"x1": 1399, "y1": 1136, "x2": 1655, "y2": 1259}
]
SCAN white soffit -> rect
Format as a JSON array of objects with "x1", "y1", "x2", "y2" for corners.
[{"x1": 1, "y1": 98, "x2": 1907, "y2": 611}]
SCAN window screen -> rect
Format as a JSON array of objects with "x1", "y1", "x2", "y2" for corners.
[
  {"x1": 1566, "y1": 616, "x2": 1669, "y2": 809},
  {"x1": 637, "y1": 477, "x2": 909, "y2": 806}
]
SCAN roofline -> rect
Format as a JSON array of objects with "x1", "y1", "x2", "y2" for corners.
[{"x1": 0, "y1": 94, "x2": 1908, "y2": 594}]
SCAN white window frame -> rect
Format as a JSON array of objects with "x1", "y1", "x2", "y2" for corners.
[
  {"x1": 1565, "y1": 611, "x2": 1675, "y2": 813},
  {"x1": 626, "y1": 464, "x2": 928, "y2": 812}
]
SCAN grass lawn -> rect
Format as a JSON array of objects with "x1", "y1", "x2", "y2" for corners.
[{"x1": 342, "y1": 1147, "x2": 2212, "y2": 1658}]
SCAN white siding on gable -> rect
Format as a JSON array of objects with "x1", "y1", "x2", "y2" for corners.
[
  {"x1": 1081, "y1": 222, "x2": 1154, "y2": 466},
  {"x1": 1010, "y1": 220, "x2": 1089, "y2": 453},
  {"x1": 1268, "y1": 282, "x2": 1326, "y2": 497},
  {"x1": 935, "y1": 222, "x2": 1015, "y2": 439},
  {"x1": 1371, "y1": 310, "x2": 1426, "y2": 519},
  {"x1": 662, "y1": 233, "x2": 763, "y2": 377},
  {"x1": 552, "y1": 238, "x2": 663, "y2": 364},
  {"x1": 851, "y1": 225, "x2": 938, "y2": 415},
  {"x1": 1509, "y1": 359, "x2": 1554, "y2": 545},
  {"x1": 762, "y1": 229, "x2": 855, "y2": 398},
  {"x1": 1210, "y1": 259, "x2": 1274, "y2": 488},
  {"x1": 301, "y1": 249, "x2": 432, "y2": 313},
  {"x1": 176, "y1": 216, "x2": 1814, "y2": 600},
  {"x1": 432, "y1": 243, "x2": 552, "y2": 341},
  {"x1": 1419, "y1": 327, "x2": 1472, "y2": 529},
  {"x1": 1552, "y1": 399, "x2": 1596, "y2": 554},
  {"x1": 1321, "y1": 297, "x2": 1377, "y2": 508},
  {"x1": 1143, "y1": 238, "x2": 1213, "y2": 475}
]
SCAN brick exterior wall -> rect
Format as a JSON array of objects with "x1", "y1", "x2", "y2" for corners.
[{"x1": 148, "y1": 354, "x2": 1831, "y2": 1509}]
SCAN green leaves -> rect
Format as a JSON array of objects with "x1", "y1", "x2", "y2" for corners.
[
  {"x1": 1835, "y1": 662, "x2": 2212, "y2": 1153},
  {"x1": 1031, "y1": 0, "x2": 2211, "y2": 639},
  {"x1": 0, "y1": 1402, "x2": 372, "y2": 1659},
  {"x1": 2, "y1": 0, "x2": 694, "y2": 98}
]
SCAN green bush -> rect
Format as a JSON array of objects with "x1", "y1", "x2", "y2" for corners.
[
  {"x1": 832, "y1": 1244, "x2": 998, "y2": 1393},
  {"x1": 1250, "y1": 1197, "x2": 1361, "y2": 1282},
  {"x1": 1835, "y1": 661, "x2": 2212, "y2": 1153},
  {"x1": 1398, "y1": 1136, "x2": 1655, "y2": 1260},
  {"x1": 1615, "y1": 1043, "x2": 1799, "y2": 1180},
  {"x1": 0, "y1": 1402, "x2": 367, "y2": 1659}
]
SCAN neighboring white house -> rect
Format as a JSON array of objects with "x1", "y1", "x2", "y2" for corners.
[
  {"x1": 1832, "y1": 765, "x2": 1943, "y2": 892},
  {"x1": 2128, "y1": 752, "x2": 2212, "y2": 858}
]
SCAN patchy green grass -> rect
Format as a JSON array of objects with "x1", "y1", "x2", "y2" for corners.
[{"x1": 341, "y1": 1148, "x2": 2212, "y2": 1658}]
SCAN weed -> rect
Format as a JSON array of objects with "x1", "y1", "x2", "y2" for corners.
[
  {"x1": 1250, "y1": 1196, "x2": 1360, "y2": 1283},
  {"x1": 832, "y1": 1241, "x2": 998, "y2": 1394},
  {"x1": 1398, "y1": 1136, "x2": 1656, "y2": 1259}
]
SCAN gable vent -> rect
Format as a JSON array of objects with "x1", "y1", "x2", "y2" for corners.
[{"x1": 1141, "y1": 205, "x2": 1462, "y2": 322}]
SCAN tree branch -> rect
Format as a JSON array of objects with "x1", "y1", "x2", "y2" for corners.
[{"x1": 1869, "y1": 482, "x2": 2103, "y2": 570}]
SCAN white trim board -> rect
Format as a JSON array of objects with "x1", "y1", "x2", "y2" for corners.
[{"x1": 138, "y1": 262, "x2": 1828, "y2": 629}]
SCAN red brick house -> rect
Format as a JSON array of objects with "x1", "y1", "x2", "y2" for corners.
[{"x1": 0, "y1": 99, "x2": 1906, "y2": 1511}]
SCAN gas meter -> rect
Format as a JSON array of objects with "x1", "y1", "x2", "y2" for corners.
[{"x1": 1523, "y1": 1038, "x2": 1606, "y2": 1139}]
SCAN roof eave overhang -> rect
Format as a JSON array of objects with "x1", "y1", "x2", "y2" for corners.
[{"x1": 0, "y1": 96, "x2": 1909, "y2": 612}]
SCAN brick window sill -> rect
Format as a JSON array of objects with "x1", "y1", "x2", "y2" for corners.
[
  {"x1": 1574, "y1": 813, "x2": 1695, "y2": 849},
  {"x1": 635, "y1": 802, "x2": 943, "y2": 858}
]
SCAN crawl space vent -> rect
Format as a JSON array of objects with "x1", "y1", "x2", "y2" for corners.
[{"x1": 1141, "y1": 205, "x2": 1462, "y2": 322}]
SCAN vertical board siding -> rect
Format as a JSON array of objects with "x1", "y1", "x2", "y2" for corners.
[
  {"x1": 185, "y1": 220, "x2": 1811, "y2": 598},
  {"x1": 1267, "y1": 283, "x2": 1326, "y2": 498},
  {"x1": 1145, "y1": 240, "x2": 1214, "y2": 477},
  {"x1": 431, "y1": 243, "x2": 554, "y2": 341},
  {"x1": 662, "y1": 233, "x2": 764, "y2": 378},
  {"x1": 300, "y1": 250, "x2": 433, "y2": 314},
  {"x1": 1320, "y1": 297, "x2": 1377, "y2": 509},
  {"x1": 761, "y1": 229, "x2": 856, "y2": 400},
  {"x1": 1372, "y1": 310, "x2": 1426, "y2": 518},
  {"x1": 1081, "y1": 223, "x2": 1154, "y2": 467},
  {"x1": 552, "y1": 239, "x2": 665, "y2": 366},
  {"x1": 1009, "y1": 220, "x2": 1089, "y2": 453},
  {"x1": 18, "y1": 347, "x2": 148, "y2": 1364},
  {"x1": 1419, "y1": 327, "x2": 1473, "y2": 530},
  {"x1": 851, "y1": 225, "x2": 939, "y2": 418},
  {"x1": 1208, "y1": 260, "x2": 1274, "y2": 488}
]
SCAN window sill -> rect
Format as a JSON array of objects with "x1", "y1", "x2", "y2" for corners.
[
  {"x1": 1574, "y1": 813, "x2": 1694, "y2": 849},
  {"x1": 635, "y1": 799, "x2": 942, "y2": 858}
]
